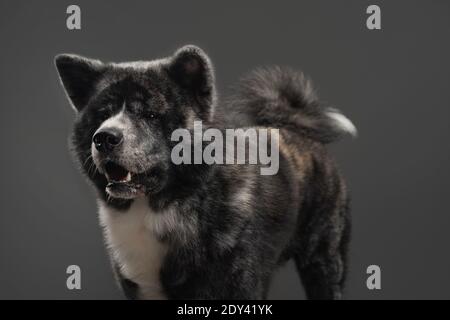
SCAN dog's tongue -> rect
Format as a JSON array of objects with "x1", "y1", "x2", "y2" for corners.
[{"x1": 105, "y1": 162, "x2": 130, "y2": 182}]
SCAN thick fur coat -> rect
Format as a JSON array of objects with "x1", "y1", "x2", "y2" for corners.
[{"x1": 55, "y1": 45, "x2": 355, "y2": 299}]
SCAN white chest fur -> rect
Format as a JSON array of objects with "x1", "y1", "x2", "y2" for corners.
[{"x1": 98, "y1": 198, "x2": 168, "y2": 299}]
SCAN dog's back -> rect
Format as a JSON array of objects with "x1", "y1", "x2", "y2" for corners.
[{"x1": 228, "y1": 67, "x2": 355, "y2": 299}]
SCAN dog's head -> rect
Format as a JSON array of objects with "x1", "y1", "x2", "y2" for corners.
[{"x1": 55, "y1": 46, "x2": 216, "y2": 200}]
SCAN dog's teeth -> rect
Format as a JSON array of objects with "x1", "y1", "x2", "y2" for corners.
[{"x1": 125, "y1": 172, "x2": 131, "y2": 182}]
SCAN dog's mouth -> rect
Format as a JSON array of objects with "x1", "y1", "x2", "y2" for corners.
[
  {"x1": 104, "y1": 161, "x2": 132, "y2": 183},
  {"x1": 103, "y1": 161, "x2": 145, "y2": 199}
]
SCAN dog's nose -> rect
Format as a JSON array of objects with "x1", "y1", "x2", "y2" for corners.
[{"x1": 93, "y1": 129, "x2": 123, "y2": 153}]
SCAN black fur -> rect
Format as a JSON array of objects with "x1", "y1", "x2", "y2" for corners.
[{"x1": 55, "y1": 45, "x2": 353, "y2": 300}]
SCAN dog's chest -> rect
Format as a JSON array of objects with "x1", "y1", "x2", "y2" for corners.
[{"x1": 98, "y1": 198, "x2": 168, "y2": 299}]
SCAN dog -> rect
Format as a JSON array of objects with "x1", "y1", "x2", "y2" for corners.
[{"x1": 55, "y1": 45, "x2": 355, "y2": 299}]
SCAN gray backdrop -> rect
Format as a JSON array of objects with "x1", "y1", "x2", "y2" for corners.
[{"x1": 1, "y1": 0, "x2": 449, "y2": 299}]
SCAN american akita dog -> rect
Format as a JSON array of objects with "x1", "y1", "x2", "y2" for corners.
[{"x1": 55, "y1": 45, "x2": 356, "y2": 300}]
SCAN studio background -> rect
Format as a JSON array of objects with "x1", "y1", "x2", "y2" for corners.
[{"x1": 1, "y1": 0, "x2": 449, "y2": 299}]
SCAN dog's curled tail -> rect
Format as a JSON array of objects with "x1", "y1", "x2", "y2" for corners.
[{"x1": 232, "y1": 67, "x2": 357, "y2": 143}]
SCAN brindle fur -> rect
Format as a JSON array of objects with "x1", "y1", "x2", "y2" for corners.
[{"x1": 55, "y1": 46, "x2": 353, "y2": 299}]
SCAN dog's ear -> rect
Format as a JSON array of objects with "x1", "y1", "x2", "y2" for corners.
[
  {"x1": 167, "y1": 45, "x2": 216, "y2": 109},
  {"x1": 55, "y1": 54, "x2": 105, "y2": 112}
]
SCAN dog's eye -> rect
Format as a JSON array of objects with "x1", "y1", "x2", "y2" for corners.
[
  {"x1": 143, "y1": 108, "x2": 157, "y2": 120},
  {"x1": 97, "y1": 105, "x2": 113, "y2": 120}
]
